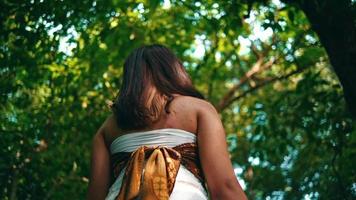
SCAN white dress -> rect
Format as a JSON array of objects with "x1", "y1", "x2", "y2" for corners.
[{"x1": 105, "y1": 128, "x2": 209, "y2": 200}]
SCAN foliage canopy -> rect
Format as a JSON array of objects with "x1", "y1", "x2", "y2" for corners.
[{"x1": 1, "y1": 0, "x2": 355, "y2": 199}]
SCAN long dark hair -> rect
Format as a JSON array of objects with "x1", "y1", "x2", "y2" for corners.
[{"x1": 111, "y1": 44, "x2": 205, "y2": 131}]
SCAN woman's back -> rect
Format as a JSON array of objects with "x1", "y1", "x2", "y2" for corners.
[
  {"x1": 103, "y1": 94, "x2": 200, "y2": 146},
  {"x1": 102, "y1": 95, "x2": 210, "y2": 200},
  {"x1": 87, "y1": 44, "x2": 247, "y2": 200}
]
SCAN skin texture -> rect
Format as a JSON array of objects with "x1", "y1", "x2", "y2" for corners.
[
  {"x1": 87, "y1": 95, "x2": 247, "y2": 200},
  {"x1": 196, "y1": 99, "x2": 247, "y2": 200},
  {"x1": 87, "y1": 123, "x2": 110, "y2": 200}
]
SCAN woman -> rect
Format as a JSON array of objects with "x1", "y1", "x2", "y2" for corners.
[{"x1": 87, "y1": 44, "x2": 247, "y2": 200}]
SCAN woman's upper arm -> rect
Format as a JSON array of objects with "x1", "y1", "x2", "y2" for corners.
[
  {"x1": 197, "y1": 101, "x2": 247, "y2": 200},
  {"x1": 87, "y1": 120, "x2": 111, "y2": 200}
]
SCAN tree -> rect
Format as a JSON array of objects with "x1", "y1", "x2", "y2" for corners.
[
  {"x1": 281, "y1": 0, "x2": 356, "y2": 119},
  {"x1": 1, "y1": 0, "x2": 355, "y2": 199}
]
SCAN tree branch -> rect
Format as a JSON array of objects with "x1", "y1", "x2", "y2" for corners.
[
  {"x1": 217, "y1": 36, "x2": 278, "y2": 109},
  {"x1": 217, "y1": 66, "x2": 308, "y2": 112},
  {"x1": 217, "y1": 55, "x2": 276, "y2": 110}
]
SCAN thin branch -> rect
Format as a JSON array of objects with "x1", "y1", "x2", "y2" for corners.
[
  {"x1": 217, "y1": 36, "x2": 278, "y2": 109},
  {"x1": 250, "y1": 41, "x2": 263, "y2": 59},
  {"x1": 217, "y1": 32, "x2": 305, "y2": 111},
  {"x1": 217, "y1": 56, "x2": 276, "y2": 110},
  {"x1": 217, "y1": 66, "x2": 308, "y2": 112}
]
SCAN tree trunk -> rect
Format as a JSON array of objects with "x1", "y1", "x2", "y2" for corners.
[{"x1": 283, "y1": 0, "x2": 356, "y2": 118}]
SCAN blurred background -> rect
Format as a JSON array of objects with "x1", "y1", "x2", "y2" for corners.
[{"x1": 1, "y1": 0, "x2": 355, "y2": 199}]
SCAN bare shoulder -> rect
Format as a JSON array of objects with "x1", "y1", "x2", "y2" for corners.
[
  {"x1": 171, "y1": 95, "x2": 216, "y2": 112},
  {"x1": 191, "y1": 98, "x2": 224, "y2": 137},
  {"x1": 170, "y1": 95, "x2": 218, "y2": 120},
  {"x1": 171, "y1": 95, "x2": 218, "y2": 123},
  {"x1": 100, "y1": 114, "x2": 121, "y2": 145},
  {"x1": 180, "y1": 96, "x2": 217, "y2": 116},
  {"x1": 195, "y1": 98, "x2": 218, "y2": 114},
  {"x1": 99, "y1": 114, "x2": 114, "y2": 132}
]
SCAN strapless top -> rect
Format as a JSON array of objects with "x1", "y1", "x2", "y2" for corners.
[
  {"x1": 105, "y1": 128, "x2": 209, "y2": 200},
  {"x1": 110, "y1": 128, "x2": 198, "y2": 153}
]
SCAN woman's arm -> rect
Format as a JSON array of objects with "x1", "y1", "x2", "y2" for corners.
[
  {"x1": 197, "y1": 101, "x2": 248, "y2": 200},
  {"x1": 87, "y1": 121, "x2": 111, "y2": 200}
]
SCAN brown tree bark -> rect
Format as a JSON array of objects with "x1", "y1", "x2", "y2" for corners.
[{"x1": 282, "y1": 0, "x2": 356, "y2": 118}]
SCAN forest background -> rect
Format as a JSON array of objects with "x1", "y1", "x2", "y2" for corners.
[{"x1": 1, "y1": 0, "x2": 356, "y2": 199}]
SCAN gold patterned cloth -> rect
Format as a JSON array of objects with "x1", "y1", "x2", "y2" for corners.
[{"x1": 110, "y1": 142, "x2": 206, "y2": 200}]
